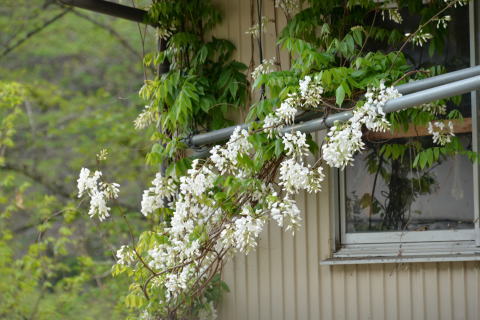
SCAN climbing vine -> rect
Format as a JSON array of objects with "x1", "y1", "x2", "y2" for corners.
[{"x1": 76, "y1": 0, "x2": 475, "y2": 319}]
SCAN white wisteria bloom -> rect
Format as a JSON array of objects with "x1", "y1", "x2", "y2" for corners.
[
  {"x1": 282, "y1": 131, "x2": 309, "y2": 158},
  {"x1": 198, "y1": 301, "x2": 218, "y2": 320},
  {"x1": 179, "y1": 165, "x2": 216, "y2": 197},
  {"x1": 445, "y1": 0, "x2": 468, "y2": 8},
  {"x1": 262, "y1": 114, "x2": 283, "y2": 137},
  {"x1": 233, "y1": 211, "x2": 265, "y2": 253},
  {"x1": 279, "y1": 158, "x2": 310, "y2": 194},
  {"x1": 298, "y1": 75, "x2": 324, "y2": 108},
  {"x1": 307, "y1": 166, "x2": 325, "y2": 193},
  {"x1": 298, "y1": 75, "x2": 311, "y2": 97},
  {"x1": 417, "y1": 102, "x2": 447, "y2": 115},
  {"x1": 251, "y1": 57, "x2": 276, "y2": 81},
  {"x1": 141, "y1": 172, "x2": 177, "y2": 216},
  {"x1": 100, "y1": 182, "x2": 120, "y2": 199},
  {"x1": 77, "y1": 167, "x2": 101, "y2": 198},
  {"x1": 428, "y1": 121, "x2": 455, "y2": 145},
  {"x1": 210, "y1": 126, "x2": 252, "y2": 174},
  {"x1": 437, "y1": 15, "x2": 451, "y2": 29},
  {"x1": 276, "y1": 99, "x2": 297, "y2": 125},
  {"x1": 322, "y1": 122, "x2": 364, "y2": 169},
  {"x1": 88, "y1": 189, "x2": 110, "y2": 221},
  {"x1": 381, "y1": 8, "x2": 403, "y2": 24},
  {"x1": 77, "y1": 167, "x2": 118, "y2": 221},
  {"x1": 405, "y1": 31, "x2": 433, "y2": 47},
  {"x1": 245, "y1": 16, "x2": 269, "y2": 38},
  {"x1": 274, "y1": 0, "x2": 299, "y2": 15},
  {"x1": 267, "y1": 195, "x2": 302, "y2": 233},
  {"x1": 116, "y1": 245, "x2": 135, "y2": 266},
  {"x1": 322, "y1": 82, "x2": 401, "y2": 168},
  {"x1": 134, "y1": 105, "x2": 155, "y2": 130},
  {"x1": 360, "y1": 82, "x2": 401, "y2": 132},
  {"x1": 262, "y1": 75, "x2": 325, "y2": 137}
]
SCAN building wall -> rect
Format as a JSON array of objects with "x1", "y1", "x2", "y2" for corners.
[{"x1": 212, "y1": 1, "x2": 480, "y2": 319}]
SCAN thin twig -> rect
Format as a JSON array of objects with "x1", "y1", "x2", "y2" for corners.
[
  {"x1": 0, "y1": 8, "x2": 71, "y2": 58},
  {"x1": 71, "y1": 9, "x2": 141, "y2": 59}
]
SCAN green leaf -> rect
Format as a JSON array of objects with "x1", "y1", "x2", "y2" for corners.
[{"x1": 336, "y1": 85, "x2": 345, "y2": 106}]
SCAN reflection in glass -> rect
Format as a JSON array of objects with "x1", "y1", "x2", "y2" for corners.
[{"x1": 345, "y1": 134, "x2": 474, "y2": 233}]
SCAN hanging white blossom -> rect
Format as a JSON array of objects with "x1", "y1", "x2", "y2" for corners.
[
  {"x1": 251, "y1": 57, "x2": 276, "y2": 81},
  {"x1": 134, "y1": 105, "x2": 155, "y2": 130},
  {"x1": 274, "y1": 0, "x2": 299, "y2": 16},
  {"x1": 417, "y1": 102, "x2": 447, "y2": 115},
  {"x1": 77, "y1": 167, "x2": 119, "y2": 221},
  {"x1": 245, "y1": 16, "x2": 269, "y2": 39},
  {"x1": 428, "y1": 120, "x2": 455, "y2": 145},
  {"x1": 141, "y1": 172, "x2": 177, "y2": 216},
  {"x1": 282, "y1": 131, "x2": 309, "y2": 158},
  {"x1": 298, "y1": 75, "x2": 324, "y2": 108},
  {"x1": 116, "y1": 245, "x2": 135, "y2": 266},
  {"x1": 322, "y1": 82, "x2": 401, "y2": 168}
]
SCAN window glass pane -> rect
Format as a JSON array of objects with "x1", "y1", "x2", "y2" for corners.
[
  {"x1": 344, "y1": 5, "x2": 474, "y2": 234},
  {"x1": 345, "y1": 135, "x2": 474, "y2": 232}
]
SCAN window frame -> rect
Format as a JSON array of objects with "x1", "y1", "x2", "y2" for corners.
[{"x1": 325, "y1": 1, "x2": 480, "y2": 264}]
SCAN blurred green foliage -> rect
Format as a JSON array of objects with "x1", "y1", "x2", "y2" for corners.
[{"x1": 0, "y1": 1, "x2": 156, "y2": 318}]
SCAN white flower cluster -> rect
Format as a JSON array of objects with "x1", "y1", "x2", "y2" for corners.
[
  {"x1": 322, "y1": 82, "x2": 401, "y2": 168},
  {"x1": 382, "y1": 8, "x2": 403, "y2": 24},
  {"x1": 251, "y1": 57, "x2": 276, "y2": 81},
  {"x1": 428, "y1": 121, "x2": 455, "y2": 145},
  {"x1": 245, "y1": 16, "x2": 269, "y2": 39},
  {"x1": 116, "y1": 245, "x2": 135, "y2": 266},
  {"x1": 77, "y1": 168, "x2": 119, "y2": 221},
  {"x1": 210, "y1": 126, "x2": 252, "y2": 174},
  {"x1": 232, "y1": 208, "x2": 265, "y2": 253},
  {"x1": 298, "y1": 75, "x2": 324, "y2": 109},
  {"x1": 263, "y1": 98, "x2": 297, "y2": 137},
  {"x1": 445, "y1": 0, "x2": 468, "y2": 8},
  {"x1": 282, "y1": 131, "x2": 309, "y2": 157},
  {"x1": 436, "y1": 15, "x2": 451, "y2": 29},
  {"x1": 120, "y1": 115, "x2": 328, "y2": 303},
  {"x1": 134, "y1": 105, "x2": 155, "y2": 130},
  {"x1": 279, "y1": 158, "x2": 310, "y2": 194},
  {"x1": 274, "y1": 0, "x2": 298, "y2": 16},
  {"x1": 417, "y1": 102, "x2": 447, "y2": 115},
  {"x1": 141, "y1": 172, "x2": 177, "y2": 216},
  {"x1": 405, "y1": 31, "x2": 433, "y2": 47},
  {"x1": 157, "y1": 24, "x2": 176, "y2": 40},
  {"x1": 267, "y1": 194, "x2": 301, "y2": 232},
  {"x1": 262, "y1": 75, "x2": 324, "y2": 137},
  {"x1": 279, "y1": 131, "x2": 325, "y2": 195},
  {"x1": 134, "y1": 128, "x2": 261, "y2": 301},
  {"x1": 198, "y1": 301, "x2": 218, "y2": 320}
]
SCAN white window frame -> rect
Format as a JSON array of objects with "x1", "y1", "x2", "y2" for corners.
[{"x1": 323, "y1": 1, "x2": 480, "y2": 264}]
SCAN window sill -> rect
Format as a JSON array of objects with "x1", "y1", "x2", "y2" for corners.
[{"x1": 320, "y1": 241, "x2": 480, "y2": 265}]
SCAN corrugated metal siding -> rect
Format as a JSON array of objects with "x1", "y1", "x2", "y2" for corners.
[{"x1": 212, "y1": 1, "x2": 480, "y2": 319}]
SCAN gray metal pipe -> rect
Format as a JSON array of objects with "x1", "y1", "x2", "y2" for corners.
[
  {"x1": 284, "y1": 75, "x2": 480, "y2": 134},
  {"x1": 395, "y1": 65, "x2": 480, "y2": 94},
  {"x1": 58, "y1": 0, "x2": 152, "y2": 25},
  {"x1": 189, "y1": 67, "x2": 480, "y2": 147}
]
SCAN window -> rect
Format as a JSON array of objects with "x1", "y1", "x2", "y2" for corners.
[{"x1": 326, "y1": 2, "x2": 480, "y2": 264}]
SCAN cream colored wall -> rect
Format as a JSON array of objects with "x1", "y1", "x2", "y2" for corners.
[{"x1": 212, "y1": 1, "x2": 480, "y2": 319}]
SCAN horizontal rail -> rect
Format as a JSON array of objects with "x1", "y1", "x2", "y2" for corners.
[
  {"x1": 285, "y1": 75, "x2": 480, "y2": 134},
  {"x1": 189, "y1": 66, "x2": 480, "y2": 147},
  {"x1": 395, "y1": 65, "x2": 480, "y2": 94},
  {"x1": 58, "y1": 0, "x2": 152, "y2": 25}
]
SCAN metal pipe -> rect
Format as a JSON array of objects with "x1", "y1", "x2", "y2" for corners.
[
  {"x1": 284, "y1": 75, "x2": 480, "y2": 134},
  {"x1": 57, "y1": 0, "x2": 152, "y2": 25},
  {"x1": 190, "y1": 73, "x2": 480, "y2": 147},
  {"x1": 395, "y1": 65, "x2": 480, "y2": 94}
]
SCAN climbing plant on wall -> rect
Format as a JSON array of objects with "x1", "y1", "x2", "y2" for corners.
[{"x1": 75, "y1": 0, "x2": 474, "y2": 319}]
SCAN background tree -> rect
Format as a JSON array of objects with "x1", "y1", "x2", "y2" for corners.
[{"x1": 0, "y1": 1, "x2": 156, "y2": 318}]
